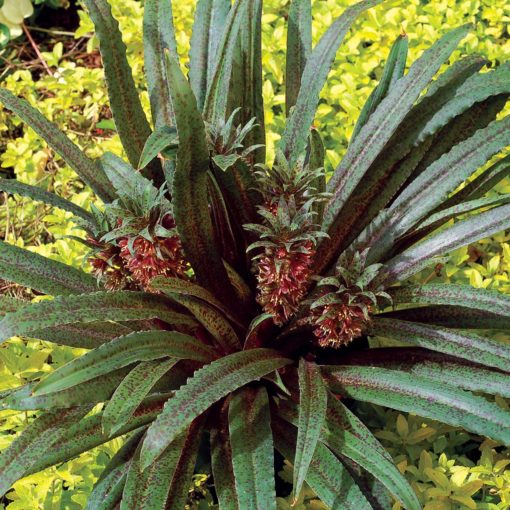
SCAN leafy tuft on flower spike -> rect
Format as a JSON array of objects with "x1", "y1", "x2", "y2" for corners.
[
  {"x1": 310, "y1": 251, "x2": 391, "y2": 348},
  {"x1": 101, "y1": 182, "x2": 188, "y2": 289},
  {"x1": 246, "y1": 154, "x2": 328, "y2": 325}
]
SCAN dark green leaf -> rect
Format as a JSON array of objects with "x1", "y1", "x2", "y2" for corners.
[
  {"x1": 0, "y1": 89, "x2": 114, "y2": 202},
  {"x1": 286, "y1": 0, "x2": 312, "y2": 116},
  {"x1": 323, "y1": 365, "x2": 510, "y2": 444},
  {"x1": 166, "y1": 53, "x2": 238, "y2": 309},
  {"x1": 82, "y1": 0, "x2": 157, "y2": 180},
  {"x1": 0, "y1": 240, "x2": 98, "y2": 296},
  {"x1": 379, "y1": 203, "x2": 510, "y2": 285},
  {"x1": 280, "y1": 0, "x2": 382, "y2": 165},
  {"x1": 141, "y1": 348, "x2": 291, "y2": 468},
  {"x1": 229, "y1": 386, "x2": 276, "y2": 510},
  {"x1": 293, "y1": 359, "x2": 327, "y2": 499},
  {"x1": 33, "y1": 330, "x2": 214, "y2": 395},
  {"x1": 137, "y1": 126, "x2": 178, "y2": 169},
  {"x1": 143, "y1": 0, "x2": 177, "y2": 129},
  {"x1": 0, "y1": 178, "x2": 96, "y2": 226},
  {"x1": 102, "y1": 358, "x2": 177, "y2": 435},
  {"x1": 373, "y1": 317, "x2": 510, "y2": 372},
  {"x1": 352, "y1": 33, "x2": 408, "y2": 140},
  {"x1": 189, "y1": 0, "x2": 230, "y2": 110},
  {"x1": 0, "y1": 406, "x2": 92, "y2": 496},
  {"x1": 0, "y1": 291, "x2": 194, "y2": 344}
]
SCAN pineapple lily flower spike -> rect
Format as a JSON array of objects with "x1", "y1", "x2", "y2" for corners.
[{"x1": 1, "y1": 0, "x2": 510, "y2": 508}]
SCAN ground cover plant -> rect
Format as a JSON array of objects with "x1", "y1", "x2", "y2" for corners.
[{"x1": 0, "y1": 0, "x2": 510, "y2": 509}]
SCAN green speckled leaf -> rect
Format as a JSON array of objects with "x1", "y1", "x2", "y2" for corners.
[
  {"x1": 293, "y1": 359, "x2": 327, "y2": 499},
  {"x1": 141, "y1": 348, "x2": 291, "y2": 469},
  {"x1": 229, "y1": 386, "x2": 275, "y2": 510},
  {"x1": 102, "y1": 358, "x2": 177, "y2": 435},
  {"x1": 0, "y1": 240, "x2": 98, "y2": 296},
  {"x1": 34, "y1": 330, "x2": 214, "y2": 395},
  {"x1": 0, "y1": 291, "x2": 194, "y2": 344}
]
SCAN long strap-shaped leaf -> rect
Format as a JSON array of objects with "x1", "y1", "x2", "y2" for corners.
[
  {"x1": 102, "y1": 359, "x2": 177, "y2": 436},
  {"x1": 202, "y1": 0, "x2": 248, "y2": 124},
  {"x1": 323, "y1": 397, "x2": 420, "y2": 510},
  {"x1": 272, "y1": 416, "x2": 372, "y2": 510},
  {"x1": 339, "y1": 347, "x2": 510, "y2": 399},
  {"x1": 371, "y1": 115, "x2": 510, "y2": 260},
  {"x1": 86, "y1": 432, "x2": 141, "y2": 510},
  {"x1": 143, "y1": 0, "x2": 177, "y2": 129},
  {"x1": 0, "y1": 240, "x2": 98, "y2": 296},
  {"x1": 378, "y1": 305, "x2": 510, "y2": 330},
  {"x1": 141, "y1": 348, "x2": 291, "y2": 469},
  {"x1": 189, "y1": 0, "x2": 230, "y2": 111},
  {"x1": 30, "y1": 321, "x2": 133, "y2": 349},
  {"x1": 121, "y1": 419, "x2": 202, "y2": 510},
  {"x1": 285, "y1": 0, "x2": 312, "y2": 116},
  {"x1": 0, "y1": 406, "x2": 91, "y2": 496},
  {"x1": 379, "y1": 202, "x2": 510, "y2": 285},
  {"x1": 0, "y1": 291, "x2": 194, "y2": 344},
  {"x1": 351, "y1": 32, "x2": 408, "y2": 140},
  {"x1": 372, "y1": 318, "x2": 510, "y2": 372},
  {"x1": 3, "y1": 368, "x2": 130, "y2": 410},
  {"x1": 293, "y1": 359, "x2": 327, "y2": 500},
  {"x1": 211, "y1": 402, "x2": 241, "y2": 510},
  {"x1": 280, "y1": 0, "x2": 381, "y2": 165},
  {"x1": 0, "y1": 178, "x2": 96, "y2": 226},
  {"x1": 390, "y1": 283, "x2": 510, "y2": 315},
  {"x1": 323, "y1": 56, "x2": 487, "y2": 268},
  {"x1": 33, "y1": 330, "x2": 213, "y2": 395},
  {"x1": 166, "y1": 53, "x2": 239, "y2": 311},
  {"x1": 323, "y1": 25, "x2": 469, "y2": 232},
  {"x1": 0, "y1": 89, "x2": 114, "y2": 202},
  {"x1": 82, "y1": 0, "x2": 156, "y2": 179},
  {"x1": 229, "y1": 386, "x2": 276, "y2": 510},
  {"x1": 323, "y1": 365, "x2": 510, "y2": 445},
  {"x1": 276, "y1": 396, "x2": 420, "y2": 510},
  {"x1": 228, "y1": 0, "x2": 265, "y2": 162},
  {"x1": 24, "y1": 394, "x2": 169, "y2": 476}
]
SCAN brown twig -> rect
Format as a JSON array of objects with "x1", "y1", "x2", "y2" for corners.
[{"x1": 22, "y1": 23, "x2": 53, "y2": 76}]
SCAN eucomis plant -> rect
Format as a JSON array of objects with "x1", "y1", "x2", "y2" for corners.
[{"x1": 1, "y1": 0, "x2": 510, "y2": 508}]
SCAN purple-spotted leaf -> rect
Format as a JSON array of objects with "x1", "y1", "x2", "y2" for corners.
[
  {"x1": 190, "y1": 0, "x2": 230, "y2": 111},
  {"x1": 323, "y1": 365, "x2": 510, "y2": 445},
  {"x1": 166, "y1": 52, "x2": 239, "y2": 311},
  {"x1": 121, "y1": 419, "x2": 203, "y2": 510},
  {"x1": 0, "y1": 89, "x2": 114, "y2": 202},
  {"x1": 373, "y1": 318, "x2": 510, "y2": 371},
  {"x1": 229, "y1": 386, "x2": 276, "y2": 510},
  {"x1": 293, "y1": 359, "x2": 327, "y2": 500},
  {"x1": 0, "y1": 291, "x2": 195, "y2": 344},
  {"x1": 285, "y1": 0, "x2": 311, "y2": 116},
  {"x1": 82, "y1": 0, "x2": 159, "y2": 182},
  {"x1": 280, "y1": 0, "x2": 382, "y2": 165},
  {"x1": 140, "y1": 348, "x2": 291, "y2": 469},
  {"x1": 33, "y1": 330, "x2": 214, "y2": 395},
  {"x1": 0, "y1": 406, "x2": 92, "y2": 496},
  {"x1": 379, "y1": 203, "x2": 510, "y2": 285},
  {"x1": 272, "y1": 416, "x2": 372, "y2": 510},
  {"x1": 143, "y1": 0, "x2": 177, "y2": 130},
  {"x1": 102, "y1": 358, "x2": 177, "y2": 436},
  {"x1": 211, "y1": 401, "x2": 240, "y2": 510},
  {"x1": 0, "y1": 240, "x2": 98, "y2": 297},
  {"x1": 137, "y1": 126, "x2": 178, "y2": 170},
  {"x1": 25, "y1": 394, "x2": 170, "y2": 477},
  {"x1": 0, "y1": 178, "x2": 96, "y2": 226}
]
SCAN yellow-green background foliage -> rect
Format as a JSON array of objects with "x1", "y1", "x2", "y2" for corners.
[{"x1": 0, "y1": 0, "x2": 509, "y2": 508}]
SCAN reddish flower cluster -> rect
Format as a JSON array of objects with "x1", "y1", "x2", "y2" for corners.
[
  {"x1": 257, "y1": 240, "x2": 314, "y2": 325},
  {"x1": 89, "y1": 242, "x2": 127, "y2": 291},
  {"x1": 118, "y1": 234, "x2": 187, "y2": 289},
  {"x1": 312, "y1": 302, "x2": 371, "y2": 348}
]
